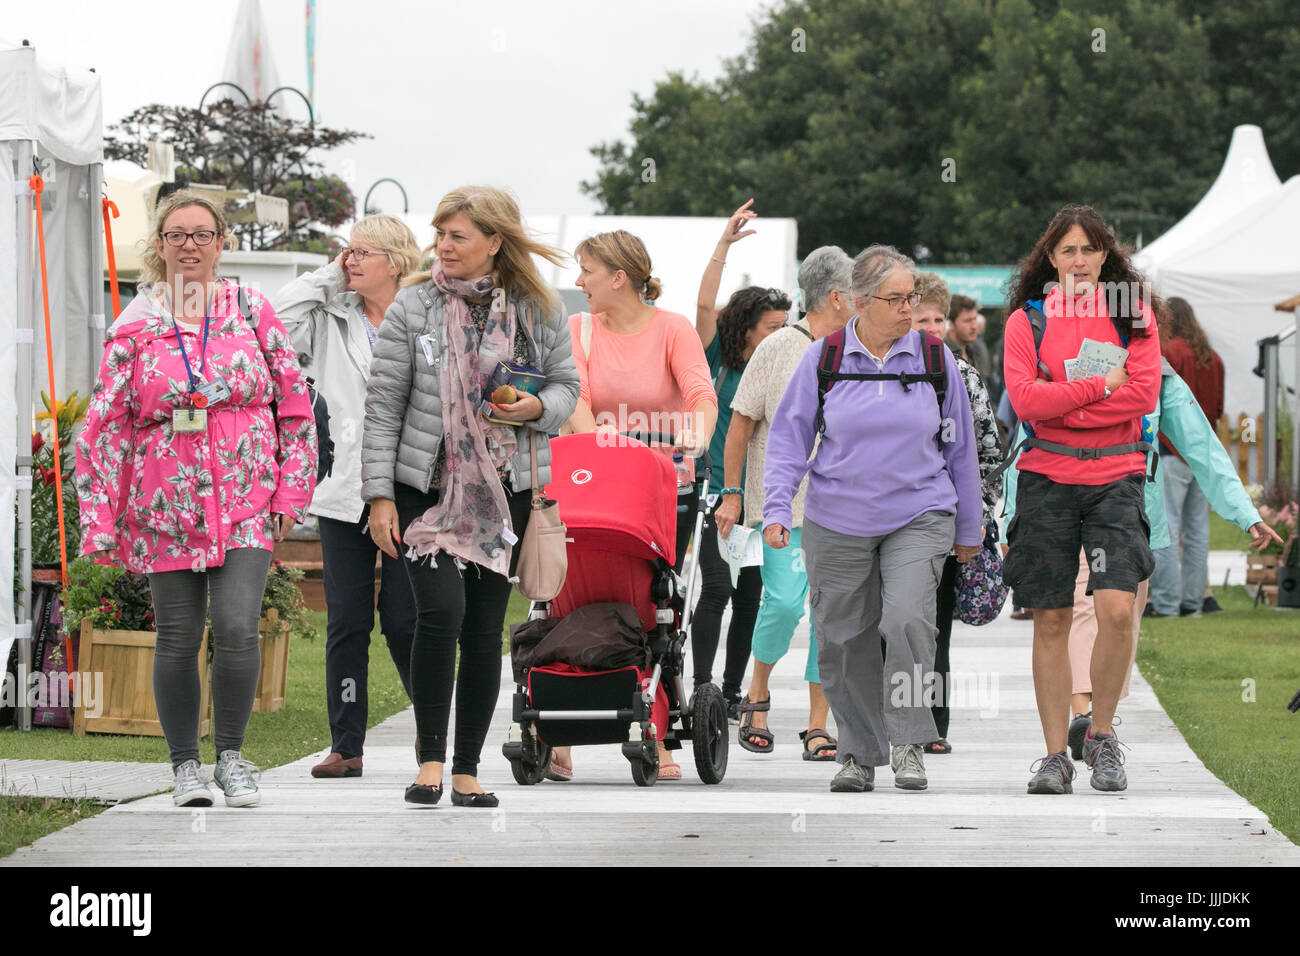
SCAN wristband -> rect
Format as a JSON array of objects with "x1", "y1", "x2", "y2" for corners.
[{"x1": 720, "y1": 487, "x2": 742, "y2": 496}]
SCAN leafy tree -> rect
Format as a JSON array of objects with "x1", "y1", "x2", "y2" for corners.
[
  {"x1": 584, "y1": 0, "x2": 1234, "y2": 264},
  {"x1": 105, "y1": 100, "x2": 368, "y2": 254}
]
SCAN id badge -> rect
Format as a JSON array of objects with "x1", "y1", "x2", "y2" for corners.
[
  {"x1": 172, "y1": 407, "x2": 207, "y2": 432},
  {"x1": 418, "y1": 333, "x2": 437, "y2": 367},
  {"x1": 192, "y1": 375, "x2": 231, "y2": 409}
]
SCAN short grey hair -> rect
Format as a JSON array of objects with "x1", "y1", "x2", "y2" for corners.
[
  {"x1": 851, "y1": 244, "x2": 916, "y2": 302},
  {"x1": 798, "y1": 246, "x2": 854, "y2": 313}
]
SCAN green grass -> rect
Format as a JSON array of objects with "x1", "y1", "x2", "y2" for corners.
[
  {"x1": 1137, "y1": 586, "x2": 1300, "y2": 843},
  {"x1": 1208, "y1": 509, "x2": 1253, "y2": 552},
  {"x1": 0, "y1": 795, "x2": 105, "y2": 858}
]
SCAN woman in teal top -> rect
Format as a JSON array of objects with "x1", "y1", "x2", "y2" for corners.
[{"x1": 691, "y1": 199, "x2": 790, "y2": 718}]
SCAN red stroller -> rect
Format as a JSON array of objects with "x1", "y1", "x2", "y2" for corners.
[{"x1": 502, "y1": 431, "x2": 729, "y2": 786}]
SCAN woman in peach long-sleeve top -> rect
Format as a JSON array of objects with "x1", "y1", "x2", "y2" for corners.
[{"x1": 559, "y1": 229, "x2": 718, "y2": 782}]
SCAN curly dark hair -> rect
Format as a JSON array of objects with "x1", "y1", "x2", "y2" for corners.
[
  {"x1": 717, "y1": 286, "x2": 792, "y2": 370},
  {"x1": 1008, "y1": 204, "x2": 1153, "y2": 339}
]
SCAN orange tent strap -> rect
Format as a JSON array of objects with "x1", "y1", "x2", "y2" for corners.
[{"x1": 102, "y1": 196, "x2": 121, "y2": 319}]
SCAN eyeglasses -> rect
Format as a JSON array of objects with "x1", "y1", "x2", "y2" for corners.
[
  {"x1": 161, "y1": 230, "x2": 218, "y2": 247},
  {"x1": 344, "y1": 248, "x2": 381, "y2": 262},
  {"x1": 764, "y1": 288, "x2": 792, "y2": 308},
  {"x1": 872, "y1": 292, "x2": 922, "y2": 311}
]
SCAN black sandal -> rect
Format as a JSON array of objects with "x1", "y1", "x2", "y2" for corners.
[
  {"x1": 799, "y1": 729, "x2": 838, "y2": 761},
  {"x1": 737, "y1": 696, "x2": 774, "y2": 754},
  {"x1": 924, "y1": 739, "x2": 953, "y2": 755}
]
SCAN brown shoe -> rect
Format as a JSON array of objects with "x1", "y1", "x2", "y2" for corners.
[{"x1": 311, "y1": 753, "x2": 363, "y2": 778}]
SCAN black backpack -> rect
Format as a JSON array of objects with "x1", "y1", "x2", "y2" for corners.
[
  {"x1": 236, "y1": 287, "x2": 334, "y2": 485},
  {"x1": 814, "y1": 327, "x2": 948, "y2": 441}
]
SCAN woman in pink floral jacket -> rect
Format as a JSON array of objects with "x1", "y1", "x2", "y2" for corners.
[{"x1": 75, "y1": 191, "x2": 317, "y2": 809}]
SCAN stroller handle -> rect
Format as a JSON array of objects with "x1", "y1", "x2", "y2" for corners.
[{"x1": 619, "y1": 431, "x2": 713, "y2": 487}]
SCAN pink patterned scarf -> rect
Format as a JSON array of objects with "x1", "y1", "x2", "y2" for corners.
[{"x1": 403, "y1": 269, "x2": 520, "y2": 575}]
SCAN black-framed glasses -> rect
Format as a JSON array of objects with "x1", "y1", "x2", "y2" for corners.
[
  {"x1": 765, "y1": 287, "x2": 792, "y2": 308},
  {"x1": 872, "y1": 292, "x2": 922, "y2": 310},
  {"x1": 161, "y1": 230, "x2": 218, "y2": 247},
  {"x1": 344, "y1": 248, "x2": 381, "y2": 262}
]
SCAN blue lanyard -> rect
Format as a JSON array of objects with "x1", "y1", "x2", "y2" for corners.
[{"x1": 171, "y1": 313, "x2": 211, "y2": 395}]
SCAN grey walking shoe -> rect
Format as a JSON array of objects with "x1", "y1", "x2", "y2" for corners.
[
  {"x1": 1027, "y1": 751, "x2": 1076, "y2": 794},
  {"x1": 829, "y1": 756, "x2": 875, "y2": 792},
  {"x1": 1082, "y1": 729, "x2": 1128, "y2": 791},
  {"x1": 890, "y1": 744, "x2": 928, "y2": 790},
  {"x1": 213, "y1": 750, "x2": 262, "y2": 807},
  {"x1": 1068, "y1": 711, "x2": 1092, "y2": 761},
  {"x1": 172, "y1": 759, "x2": 213, "y2": 807}
]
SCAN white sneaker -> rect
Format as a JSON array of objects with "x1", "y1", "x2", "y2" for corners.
[
  {"x1": 172, "y1": 759, "x2": 213, "y2": 807},
  {"x1": 213, "y1": 750, "x2": 262, "y2": 807}
]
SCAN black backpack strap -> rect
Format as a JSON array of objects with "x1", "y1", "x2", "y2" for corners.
[
  {"x1": 1025, "y1": 302, "x2": 1051, "y2": 381},
  {"x1": 921, "y1": 331, "x2": 947, "y2": 409},
  {"x1": 814, "y1": 327, "x2": 846, "y2": 435}
]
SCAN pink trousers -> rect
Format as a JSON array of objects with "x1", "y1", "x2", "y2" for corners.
[{"x1": 1069, "y1": 550, "x2": 1147, "y2": 699}]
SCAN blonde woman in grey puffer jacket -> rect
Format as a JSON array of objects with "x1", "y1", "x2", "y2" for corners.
[{"x1": 362, "y1": 186, "x2": 577, "y2": 809}]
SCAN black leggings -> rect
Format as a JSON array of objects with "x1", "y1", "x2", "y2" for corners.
[
  {"x1": 690, "y1": 504, "x2": 761, "y2": 700},
  {"x1": 395, "y1": 481, "x2": 531, "y2": 777},
  {"x1": 930, "y1": 554, "x2": 959, "y2": 738}
]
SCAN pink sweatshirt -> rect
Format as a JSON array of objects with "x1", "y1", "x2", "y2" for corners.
[
  {"x1": 1003, "y1": 284, "x2": 1161, "y2": 486},
  {"x1": 568, "y1": 309, "x2": 716, "y2": 436}
]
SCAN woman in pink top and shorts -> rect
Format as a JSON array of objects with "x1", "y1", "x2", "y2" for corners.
[{"x1": 557, "y1": 229, "x2": 719, "y2": 780}]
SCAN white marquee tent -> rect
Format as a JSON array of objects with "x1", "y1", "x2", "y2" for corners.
[
  {"x1": 1135, "y1": 125, "x2": 1299, "y2": 421},
  {"x1": 0, "y1": 40, "x2": 104, "y2": 699}
]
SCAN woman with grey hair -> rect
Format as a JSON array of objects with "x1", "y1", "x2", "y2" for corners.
[
  {"x1": 714, "y1": 245, "x2": 855, "y2": 758},
  {"x1": 762, "y1": 245, "x2": 982, "y2": 793},
  {"x1": 274, "y1": 215, "x2": 423, "y2": 779}
]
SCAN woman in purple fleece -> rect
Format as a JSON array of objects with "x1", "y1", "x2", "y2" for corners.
[{"x1": 762, "y1": 244, "x2": 982, "y2": 795}]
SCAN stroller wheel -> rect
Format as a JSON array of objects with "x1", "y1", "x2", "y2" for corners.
[
  {"x1": 504, "y1": 727, "x2": 551, "y2": 786},
  {"x1": 691, "y1": 683, "x2": 729, "y2": 784},
  {"x1": 624, "y1": 734, "x2": 659, "y2": 787}
]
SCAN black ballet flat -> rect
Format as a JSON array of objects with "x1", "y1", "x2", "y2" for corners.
[
  {"x1": 404, "y1": 782, "x2": 443, "y2": 805},
  {"x1": 450, "y1": 789, "x2": 498, "y2": 808}
]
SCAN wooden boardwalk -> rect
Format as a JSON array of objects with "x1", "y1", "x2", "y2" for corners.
[
  {"x1": 0, "y1": 759, "x2": 173, "y2": 804},
  {"x1": 4, "y1": 597, "x2": 1297, "y2": 866}
]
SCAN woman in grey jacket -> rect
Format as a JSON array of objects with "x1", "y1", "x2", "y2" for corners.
[
  {"x1": 274, "y1": 215, "x2": 423, "y2": 780},
  {"x1": 363, "y1": 186, "x2": 578, "y2": 807}
]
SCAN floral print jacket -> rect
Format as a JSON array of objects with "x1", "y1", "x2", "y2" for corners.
[{"x1": 75, "y1": 281, "x2": 317, "y2": 574}]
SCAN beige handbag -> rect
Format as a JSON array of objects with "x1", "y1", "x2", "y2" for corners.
[{"x1": 514, "y1": 430, "x2": 568, "y2": 602}]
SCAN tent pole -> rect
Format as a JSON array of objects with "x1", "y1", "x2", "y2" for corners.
[
  {"x1": 14, "y1": 140, "x2": 35, "y2": 731},
  {"x1": 88, "y1": 162, "x2": 105, "y2": 378}
]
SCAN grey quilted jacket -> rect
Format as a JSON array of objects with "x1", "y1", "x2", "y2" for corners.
[{"x1": 361, "y1": 281, "x2": 579, "y2": 502}]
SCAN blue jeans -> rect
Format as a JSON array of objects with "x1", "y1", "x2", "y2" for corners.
[{"x1": 1150, "y1": 456, "x2": 1209, "y2": 615}]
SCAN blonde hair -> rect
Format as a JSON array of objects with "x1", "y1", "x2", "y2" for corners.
[
  {"x1": 914, "y1": 271, "x2": 952, "y2": 318},
  {"x1": 351, "y1": 214, "x2": 421, "y2": 282},
  {"x1": 574, "y1": 230, "x2": 662, "y2": 302},
  {"x1": 139, "y1": 189, "x2": 237, "y2": 283},
  {"x1": 405, "y1": 185, "x2": 564, "y2": 314}
]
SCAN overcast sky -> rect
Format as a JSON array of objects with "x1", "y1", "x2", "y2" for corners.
[{"x1": 9, "y1": 0, "x2": 777, "y2": 217}]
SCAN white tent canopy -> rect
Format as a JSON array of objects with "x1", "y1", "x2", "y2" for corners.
[
  {"x1": 1136, "y1": 126, "x2": 1299, "y2": 420},
  {"x1": 341, "y1": 211, "x2": 800, "y2": 322},
  {"x1": 1, "y1": 40, "x2": 104, "y2": 713}
]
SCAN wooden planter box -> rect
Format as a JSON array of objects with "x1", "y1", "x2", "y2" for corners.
[
  {"x1": 72, "y1": 620, "x2": 212, "y2": 738},
  {"x1": 253, "y1": 610, "x2": 292, "y2": 714},
  {"x1": 1246, "y1": 553, "x2": 1282, "y2": 587}
]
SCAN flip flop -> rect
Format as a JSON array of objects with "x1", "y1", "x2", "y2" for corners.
[
  {"x1": 799, "y1": 729, "x2": 838, "y2": 761},
  {"x1": 657, "y1": 763, "x2": 682, "y2": 781},
  {"x1": 737, "y1": 696, "x2": 774, "y2": 754},
  {"x1": 544, "y1": 757, "x2": 573, "y2": 782}
]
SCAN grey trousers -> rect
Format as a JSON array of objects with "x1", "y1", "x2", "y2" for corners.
[
  {"x1": 148, "y1": 547, "x2": 272, "y2": 769},
  {"x1": 803, "y1": 511, "x2": 954, "y2": 768}
]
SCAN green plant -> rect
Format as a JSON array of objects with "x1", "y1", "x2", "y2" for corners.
[
  {"x1": 261, "y1": 562, "x2": 317, "y2": 642},
  {"x1": 31, "y1": 392, "x2": 87, "y2": 567},
  {"x1": 61, "y1": 558, "x2": 155, "y2": 636}
]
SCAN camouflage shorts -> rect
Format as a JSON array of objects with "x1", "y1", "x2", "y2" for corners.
[{"x1": 1003, "y1": 471, "x2": 1153, "y2": 610}]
